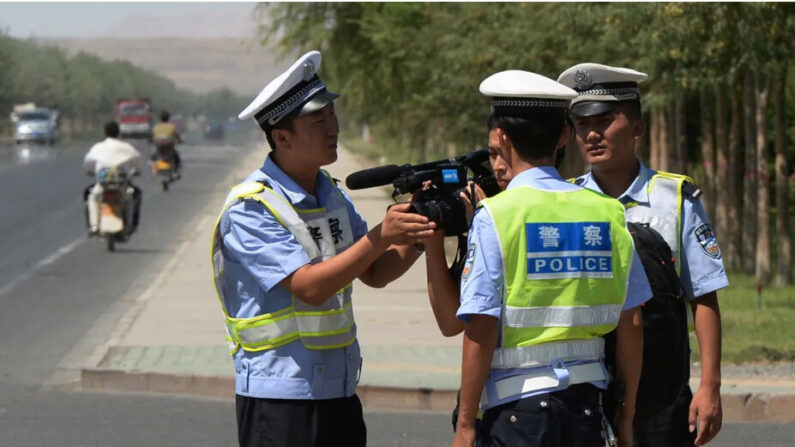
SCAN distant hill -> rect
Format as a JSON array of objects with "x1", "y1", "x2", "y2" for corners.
[{"x1": 37, "y1": 37, "x2": 293, "y2": 96}]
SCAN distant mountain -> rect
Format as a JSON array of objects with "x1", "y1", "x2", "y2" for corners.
[
  {"x1": 101, "y1": 10, "x2": 254, "y2": 39},
  {"x1": 38, "y1": 37, "x2": 293, "y2": 96}
]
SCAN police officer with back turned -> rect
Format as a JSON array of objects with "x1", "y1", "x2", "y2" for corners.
[{"x1": 452, "y1": 69, "x2": 652, "y2": 447}]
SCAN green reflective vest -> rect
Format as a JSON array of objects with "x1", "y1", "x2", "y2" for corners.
[
  {"x1": 481, "y1": 185, "x2": 634, "y2": 369},
  {"x1": 211, "y1": 172, "x2": 356, "y2": 355}
]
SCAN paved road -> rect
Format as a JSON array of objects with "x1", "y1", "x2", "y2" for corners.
[
  {"x1": 0, "y1": 392, "x2": 792, "y2": 447},
  {"x1": 1, "y1": 138, "x2": 793, "y2": 446},
  {"x1": 0, "y1": 136, "x2": 256, "y2": 444},
  {"x1": 0, "y1": 137, "x2": 253, "y2": 385},
  {"x1": 365, "y1": 411, "x2": 795, "y2": 447}
]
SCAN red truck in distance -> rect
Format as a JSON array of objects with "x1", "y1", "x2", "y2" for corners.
[{"x1": 115, "y1": 98, "x2": 152, "y2": 139}]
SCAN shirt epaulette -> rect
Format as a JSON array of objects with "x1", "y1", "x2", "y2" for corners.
[
  {"x1": 682, "y1": 181, "x2": 702, "y2": 200},
  {"x1": 566, "y1": 177, "x2": 585, "y2": 186}
]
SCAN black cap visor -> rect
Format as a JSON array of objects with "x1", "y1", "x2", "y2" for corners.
[
  {"x1": 571, "y1": 101, "x2": 617, "y2": 118},
  {"x1": 296, "y1": 89, "x2": 339, "y2": 117}
]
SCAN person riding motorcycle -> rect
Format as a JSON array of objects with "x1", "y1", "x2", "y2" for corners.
[
  {"x1": 150, "y1": 110, "x2": 183, "y2": 174},
  {"x1": 83, "y1": 121, "x2": 144, "y2": 234}
]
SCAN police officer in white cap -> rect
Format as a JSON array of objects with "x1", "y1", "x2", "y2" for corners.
[
  {"x1": 559, "y1": 63, "x2": 728, "y2": 446},
  {"x1": 211, "y1": 50, "x2": 436, "y2": 447},
  {"x1": 451, "y1": 69, "x2": 651, "y2": 447}
]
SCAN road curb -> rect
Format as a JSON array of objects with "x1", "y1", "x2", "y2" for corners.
[
  {"x1": 79, "y1": 366, "x2": 795, "y2": 422},
  {"x1": 80, "y1": 366, "x2": 460, "y2": 411},
  {"x1": 81, "y1": 368, "x2": 234, "y2": 399},
  {"x1": 722, "y1": 393, "x2": 795, "y2": 423}
]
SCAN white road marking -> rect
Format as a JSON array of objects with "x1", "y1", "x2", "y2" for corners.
[{"x1": 0, "y1": 236, "x2": 85, "y2": 298}]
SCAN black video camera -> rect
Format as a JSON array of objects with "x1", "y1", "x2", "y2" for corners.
[{"x1": 345, "y1": 148, "x2": 500, "y2": 236}]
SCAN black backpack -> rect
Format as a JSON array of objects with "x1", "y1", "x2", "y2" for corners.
[{"x1": 603, "y1": 221, "x2": 690, "y2": 425}]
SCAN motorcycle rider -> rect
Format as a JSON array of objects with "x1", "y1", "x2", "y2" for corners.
[
  {"x1": 83, "y1": 121, "x2": 144, "y2": 234},
  {"x1": 151, "y1": 110, "x2": 183, "y2": 175}
]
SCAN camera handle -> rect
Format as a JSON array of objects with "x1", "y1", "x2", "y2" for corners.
[
  {"x1": 468, "y1": 181, "x2": 479, "y2": 208},
  {"x1": 448, "y1": 234, "x2": 469, "y2": 284}
]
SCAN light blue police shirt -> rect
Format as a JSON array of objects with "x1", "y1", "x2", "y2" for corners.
[
  {"x1": 456, "y1": 166, "x2": 652, "y2": 409},
  {"x1": 219, "y1": 155, "x2": 368, "y2": 400},
  {"x1": 577, "y1": 161, "x2": 730, "y2": 299}
]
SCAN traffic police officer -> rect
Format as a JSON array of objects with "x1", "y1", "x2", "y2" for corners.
[
  {"x1": 452, "y1": 70, "x2": 652, "y2": 447},
  {"x1": 212, "y1": 50, "x2": 436, "y2": 447},
  {"x1": 558, "y1": 63, "x2": 729, "y2": 446}
]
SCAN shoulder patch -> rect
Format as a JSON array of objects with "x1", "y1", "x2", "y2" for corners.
[
  {"x1": 461, "y1": 243, "x2": 476, "y2": 283},
  {"x1": 694, "y1": 223, "x2": 721, "y2": 259}
]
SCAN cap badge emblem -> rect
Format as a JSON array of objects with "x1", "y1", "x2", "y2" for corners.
[
  {"x1": 302, "y1": 61, "x2": 316, "y2": 81},
  {"x1": 574, "y1": 69, "x2": 593, "y2": 90}
]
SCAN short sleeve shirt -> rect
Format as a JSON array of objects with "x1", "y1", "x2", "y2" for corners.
[
  {"x1": 457, "y1": 166, "x2": 652, "y2": 323},
  {"x1": 578, "y1": 161, "x2": 729, "y2": 299},
  {"x1": 218, "y1": 155, "x2": 368, "y2": 399}
]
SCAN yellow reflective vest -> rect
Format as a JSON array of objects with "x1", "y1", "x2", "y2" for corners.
[
  {"x1": 211, "y1": 172, "x2": 356, "y2": 355},
  {"x1": 481, "y1": 185, "x2": 634, "y2": 369}
]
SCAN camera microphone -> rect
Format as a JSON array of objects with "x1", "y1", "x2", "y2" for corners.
[{"x1": 345, "y1": 164, "x2": 406, "y2": 190}]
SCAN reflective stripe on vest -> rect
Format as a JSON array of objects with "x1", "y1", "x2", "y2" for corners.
[
  {"x1": 481, "y1": 186, "x2": 633, "y2": 369},
  {"x1": 503, "y1": 304, "x2": 623, "y2": 328},
  {"x1": 491, "y1": 338, "x2": 605, "y2": 369},
  {"x1": 211, "y1": 172, "x2": 357, "y2": 354}
]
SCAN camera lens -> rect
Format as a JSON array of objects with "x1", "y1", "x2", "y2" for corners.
[{"x1": 409, "y1": 200, "x2": 443, "y2": 225}]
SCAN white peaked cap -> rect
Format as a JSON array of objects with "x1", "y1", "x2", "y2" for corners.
[
  {"x1": 480, "y1": 70, "x2": 576, "y2": 117},
  {"x1": 238, "y1": 50, "x2": 338, "y2": 127},
  {"x1": 557, "y1": 63, "x2": 648, "y2": 117}
]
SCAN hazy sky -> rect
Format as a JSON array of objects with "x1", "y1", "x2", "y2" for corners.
[{"x1": 0, "y1": 2, "x2": 260, "y2": 38}]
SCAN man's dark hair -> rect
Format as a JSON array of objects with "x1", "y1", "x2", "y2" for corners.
[
  {"x1": 264, "y1": 116, "x2": 296, "y2": 151},
  {"x1": 104, "y1": 121, "x2": 120, "y2": 138},
  {"x1": 160, "y1": 110, "x2": 170, "y2": 122},
  {"x1": 487, "y1": 112, "x2": 566, "y2": 160}
]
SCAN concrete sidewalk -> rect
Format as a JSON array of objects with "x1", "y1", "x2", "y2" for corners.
[{"x1": 79, "y1": 143, "x2": 795, "y2": 423}]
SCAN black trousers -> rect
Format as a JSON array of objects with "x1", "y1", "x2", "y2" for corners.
[
  {"x1": 478, "y1": 384, "x2": 605, "y2": 447},
  {"x1": 236, "y1": 394, "x2": 366, "y2": 447},
  {"x1": 129, "y1": 184, "x2": 142, "y2": 229},
  {"x1": 634, "y1": 386, "x2": 697, "y2": 447}
]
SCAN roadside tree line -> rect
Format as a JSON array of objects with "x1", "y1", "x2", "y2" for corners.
[
  {"x1": 257, "y1": 2, "x2": 794, "y2": 286},
  {"x1": 0, "y1": 32, "x2": 247, "y2": 136}
]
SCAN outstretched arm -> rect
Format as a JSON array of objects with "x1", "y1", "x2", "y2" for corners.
[
  {"x1": 359, "y1": 242, "x2": 423, "y2": 288},
  {"x1": 283, "y1": 203, "x2": 435, "y2": 304}
]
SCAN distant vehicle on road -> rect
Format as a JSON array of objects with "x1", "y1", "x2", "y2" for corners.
[
  {"x1": 9, "y1": 102, "x2": 36, "y2": 124},
  {"x1": 171, "y1": 113, "x2": 187, "y2": 135},
  {"x1": 14, "y1": 108, "x2": 60, "y2": 145},
  {"x1": 115, "y1": 98, "x2": 152, "y2": 139},
  {"x1": 203, "y1": 120, "x2": 224, "y2": 140}
]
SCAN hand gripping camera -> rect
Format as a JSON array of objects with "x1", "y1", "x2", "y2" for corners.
[{"x1": 345, "y1": 148, "x2": 500, "y2": 236}]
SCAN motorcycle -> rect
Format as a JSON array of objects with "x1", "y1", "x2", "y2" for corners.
[
  {"x1": 151, "y1": 139, "x2": 178, "y2": 191},
  {"x1": 91, "y1": 167, "x2": 138, "y2": 252}
]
